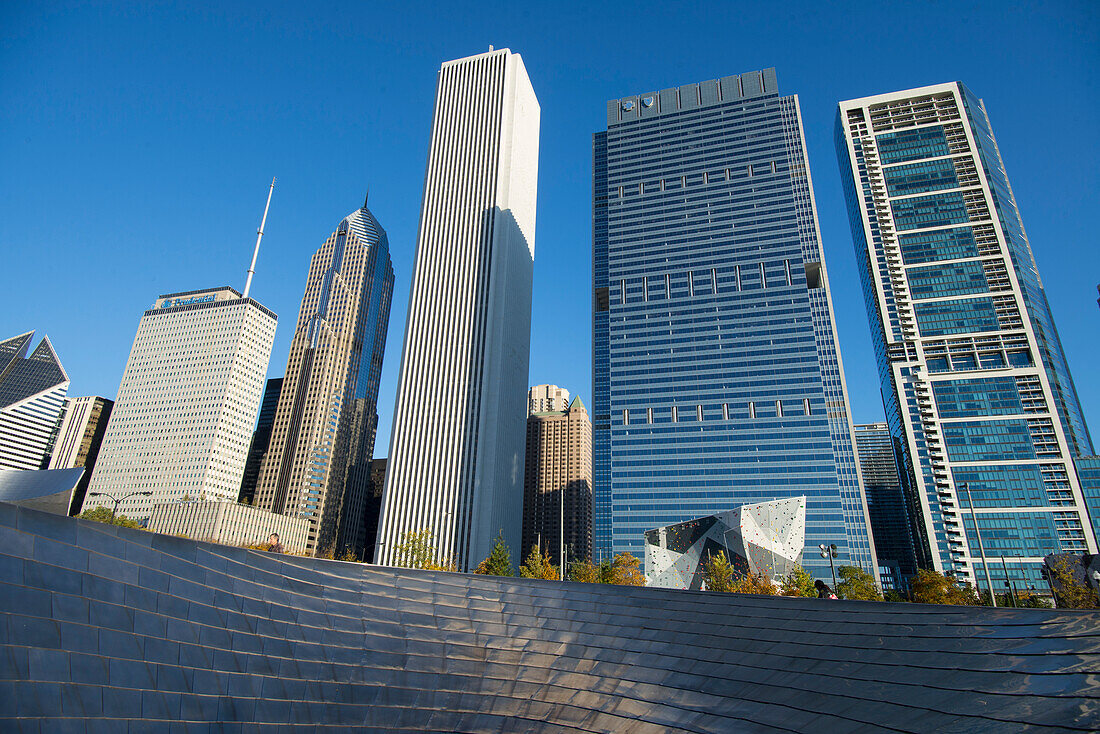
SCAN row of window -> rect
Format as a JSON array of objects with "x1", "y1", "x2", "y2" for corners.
[
  {"x1": 610, "y1": 162, "x2": 783, "y2": 199},
  {"x1": 621, "y1": 398, "x2": 815, "y2": 425}
]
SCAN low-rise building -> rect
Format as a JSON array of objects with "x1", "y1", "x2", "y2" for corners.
[{"x1": 148, "y1": 500, "x2": 310, "y2": 554}]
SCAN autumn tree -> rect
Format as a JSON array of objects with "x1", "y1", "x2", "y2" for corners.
[
  {"x1": 702, "y1": 551, "x2": 736, "y2": 592},
  {"x1": 607, "y1": 552, "x2": 646, "y2": 586},
  {"x1": 779, "y1": 565, "x2": 816, "y2": 598},
  {"x1": 910, "y1": 569, "x2": 979, "y2": 606},
  {"x1": 731, "y1": 572, "x2": 777, "y2": 595},
  {"x1": 567, "y1": 559, "x2": 601, "y2": 583},
  {"x1": 391, "y1": 529, "x2": 456, "y2": 571},
  {"x1": 79, "y1": 506, "x2": 143, "y2": 529},
  {"x1": 1047, "y1": 556, "x2": 1099, "y2": 609},
  {"x1": 519, "y1": 546, "x2": 560, "y2": 580},
  {"x1": 474, "y1": 531, "x2": 514, "y2": 577},
  {"x1": 836, "y1": 566, "x2": 883, "y2": 601}
]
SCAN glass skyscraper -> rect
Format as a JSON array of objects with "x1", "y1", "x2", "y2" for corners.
[
  {"x1": 593, "y1": 68, "x2": 876, "y2": 582},
  {"x1": 837, "y1": 83, "x2": 1097, "y2": 591},
  {"x1": 853, "y1": 422, "x2": 919, "y2": 590}
]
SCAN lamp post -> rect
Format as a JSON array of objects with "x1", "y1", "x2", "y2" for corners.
[
  {"x1": 961, "y1": 482, "x2": 996, "y2": 607},
  {"x1": 819, "y1": 543, "x2": 838, "y2": 591},
  {"x1": 87, "y1": 490, "x2": 153, "y2": 523}
]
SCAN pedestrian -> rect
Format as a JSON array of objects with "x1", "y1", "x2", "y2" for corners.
[
  {"x1": 815, "y1": 579, "x2": 837, "y2": 599},
  {"x1": 267, "y1": 532, "x2": 284, "y2": 554}
]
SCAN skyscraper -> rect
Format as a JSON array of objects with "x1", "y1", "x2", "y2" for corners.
[
  {"x1": 528, "y1": 384, "x2": 570, "y2": 415},
  {"x1": 376, "y1": 49, "x2": 540, "y2": 570},
  {"x1": 0, "y1": 332, "x2": 69, "y2": 471},
  {"x1": 593, "y1": 69, "x2": 876, "y2": 581},
  {"x1": 522, "y1": 393, "x2": 592, "y2": 566},
  {"x1": 86, "y1": 287, "x2": 277, "y2": 520},
  {"x1": 837, "y1": 83, "x2": 1097, "y2": 591},
  {"x1": 254, "y1": 201, "x2": 393, "y2": 559},
  {"x1": 47, "y1": 395, "x2": 113, "y2": 514},
  {"x1": 237, "y1": 377, "x2": 282, "y2": 506},
  {"x1": 853, "y1": 423, "x2": 918, "y2": 591}
]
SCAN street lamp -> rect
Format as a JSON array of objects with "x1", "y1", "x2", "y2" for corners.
[
  {"x1": 819, "y1": 543, "x2": 838, "y2": 591},
  {"x1": 87, "y1": 490, "x2": 154, "y2": 523},
  {"x1": 960, "y1": 482, "x2": 996, "y2": 608}
]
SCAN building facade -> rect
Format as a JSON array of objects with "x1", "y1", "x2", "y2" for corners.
[
  {"x1": 376, "y1": 49, "x2": 540, "y2": 571},
  {"x1": 85, "y1": 287, "x2": 277, "y2": 521},
  {"x1": 237, "y1": 377, "x2": 282, "y2": 506},
  {"x1": 253, "y1": 202, "x2": 393, "y2": 559},
  {"x1": 148, "y1": 500, "x2": 310, "y2": 554},
  {"x1": 47, "y1": 395, "x2": 113, "y2": 515},
  {"x1": 593, "y1": 69, "x2": 876, "y2": 581},
  {"x1": 0, "y1": 332, "x2": 69, "y2": 471},
  {"x1": 853, "y1": 422, "x2": 919, "y2": 590},
  {"x1": 645, "y1": 497, "x2": 807, "y2": 590},
  {"x1": 837, "y1": 83, "x2": 1097, "y2": 590},
  {"x1": 528, "y1": 384, "x2": 570, "y2": 415},
  {"x1": 522, "y1": 394, "x2": 592, "y2": 565}
]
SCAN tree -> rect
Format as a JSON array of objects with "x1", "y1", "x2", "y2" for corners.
[
  {"x1": 779, "y1": 565, "x2": 817, "y2": 598},
  {"x1": 1047, "y1": 556, "x2": 1099, "y2": 609},
  {"x1": 731, "y1": 572, "x2": 777, "y2": 595},
  {"x1": 79, "y1": 506, "x2": 143, "y2": 529},
  {"x1": 911, "y1": 569, "x2": 980, "y2": 606},
  {"x1": 567, "y1": 559, "x2": 600, "y2": 583},
  {"x1": 836, "y1": 566, "x2": 883, "y2": 601},
  {"x1": 392, "y1": 528, "x2": 455, "y2": 571},
  {"x1": 519, "y1": 547, "x2": 560, "y2": 580},
  {"x1": 607, "y1": 552, "x2": 646, "y2": 586},
  {"x1": 474, "y1": 532, "x2": 514, "y2": 577},
  {"x1": 702, "y1": 551, "x2": 736, "y2": 592}
]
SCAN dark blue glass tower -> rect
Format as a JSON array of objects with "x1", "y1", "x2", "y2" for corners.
[{"x1": 593, "y1": 69, "x2": 876, "y2": 581}]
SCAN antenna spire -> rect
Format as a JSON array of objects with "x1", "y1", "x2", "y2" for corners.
[
  {"x1": 243, "y1": 177, "x2": 275, "y2": 300},
  {"x1": 363, "y1": 187, "x2": 369, "y2": 208}
]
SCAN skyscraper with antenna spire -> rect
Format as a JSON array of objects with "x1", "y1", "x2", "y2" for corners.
[
  {"x1": 83, "y1": 183, "x2": 279, "y2": 521},
  {"x1": 252, "y1": 197, "x2": 394, "y2": 559}
]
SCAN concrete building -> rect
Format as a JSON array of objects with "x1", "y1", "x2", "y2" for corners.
[
  {"x1": 522, "y1": 394, "x2": 592, "y2": 566},
  {"x1": 527, "y1": 384, "x2": 570, "y2": 415},
  {"x1": 0, "y1": 332, "x2": 69, "y2": 471},
  {"x1": 253, "y1": 201, "x2": 393, "y2": 559},
  {"x1": 85, "y1": 287, "x2": 277, "y2": 521},
  {"x1": 47, "y1": 395, "x2": 113, "y2": 514},
  {"x1": 853, "y1": 422, "x2": 919, "y2": 591},
  {"x1": 837, "y1": 84, "x2": 1097, "y2": 591},
  {"x1": 593, "y1": 69, "x2": 876, "y2": 583},
  {"x1": 148, "y1": 500, "x2": 309, "y2": 554},
  {"x1": 376, "y1": 48, "x2": 540, "y2": 571},
  {"x1": 237, "y1": 377, "x2": 282, "y2": 506}
]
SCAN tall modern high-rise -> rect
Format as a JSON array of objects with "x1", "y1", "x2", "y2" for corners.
[
  {"x1": 0, "y1": 332, "x2": 69, "y2": 471},
  {"x1": 593, "y1": 69, "x2": 876, "y2": 582},
  {"x1": 522, "y1": 393, "x2": 592, "y2": 565},
  {"x1": 237, "y1": 377, "x2": 282, "y2": 506},
  {"x1": 86, "y1": 287, "x2": 277, "y2": 520},
  {"x1": 254, "y1": 201, "x2": 394, "y2": 559},
  {"x1": 837, "y1": 83, "x2": 1097, "y2": 590},
  {"x1": 376, "y1": 49, "x2": 540, "y2": 571},
  {"x1": 47, "y1": 395, "x2": 113, "y2": 514},
  {"x1": 853, "y1": 423, "x2": 918, "y2": 590}
]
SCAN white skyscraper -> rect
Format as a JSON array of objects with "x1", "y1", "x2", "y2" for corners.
[
  {"x1": 85, "y1": 287, "x2": 276, "y2": 520},
  {"x1": 376, "y1": 48, "x2": 540, "y2": 570}
]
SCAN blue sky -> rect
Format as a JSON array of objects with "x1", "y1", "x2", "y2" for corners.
[{"x1": 2, "y1": 1, "x2": 1098, "y2": 454}]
